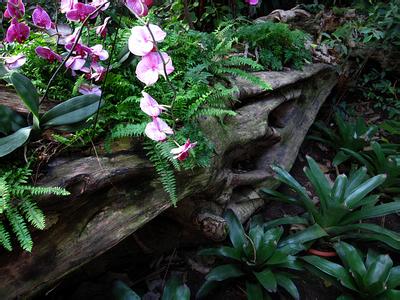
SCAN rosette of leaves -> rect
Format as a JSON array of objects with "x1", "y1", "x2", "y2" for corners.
[
  {"x1": 302, "y1": 241, "x2": 400, "y2": 300},
  {"x1": 341, "y1": 141, "x2": 400, "y2": 195},
  {"x1": 196, "y1": 210, "x2": 328, "y2": 299},
  {"x1": 0, "y1": 71, "x2": 103, "y2": 157},
  {"x1": 308, "y1": 112, "x2": 378, "y2": 166},
  {"x1": 260, "y1": 156, "x2": 400, "y2": 250}
]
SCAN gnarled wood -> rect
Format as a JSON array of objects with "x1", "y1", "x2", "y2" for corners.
[{"x1": 0, "y1": 64, "x2": 337, "y2": 299}]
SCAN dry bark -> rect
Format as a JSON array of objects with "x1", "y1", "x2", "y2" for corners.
[{"x1": 0, "y1": 63, "x2": 337, "y2": 299}]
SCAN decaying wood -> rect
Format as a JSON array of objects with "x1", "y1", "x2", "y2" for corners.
[{"x1": 0, "y1": 64, "x2": 337, "y2": 299}]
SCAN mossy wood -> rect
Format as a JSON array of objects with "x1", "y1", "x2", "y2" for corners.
[{"x1": 0, "y1": 64, "x2": 337, "y2": 298}]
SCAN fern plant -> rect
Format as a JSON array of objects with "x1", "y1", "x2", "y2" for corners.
[{"x1": 0, "y1": 166, "x2": 69, "y2": 252}]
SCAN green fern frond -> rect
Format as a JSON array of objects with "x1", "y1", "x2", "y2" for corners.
[
  {"x1": 223, "y1": 56, "x2": 263, "y2": 71},
  {"x1": 156, "y1": 141, "x2": 181, "y2": 171},
  {"x1": 6, "y1": 207, "x2": 33, "y2": 252},
  {"x1": 14, "y1": 186, "x2": 70, "y2": 197},
  {"x1": 111, "y1": 122, "x2": 147, "y2": 139},
  {"x1": 0, "y1": 178, "x2": 10, "y2": 213},
  {"x1": 19, "y1": 198, "x2": 46, "y2": 230},
  {"x1": 0, "y1": 221, "x2": 12, "y2": 251},
  {"x1": 218, "y1": 67, "x2": 272, "y2": 90},
  {"x1": 191, "y1": 108, "x2": 237, "y2": 119}
]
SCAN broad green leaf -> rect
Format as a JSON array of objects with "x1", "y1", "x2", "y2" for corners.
[
  {"x1": 276, "y1": 273, "x2": 300, "y2": 300},
  {"x1": 366, "y1": 249, "x2": 379, "y2": 269},
  {"x1": 302, "y1": 256, "x2": 357, "y2": 291},
  {"x1": 174, "y1": 285, "x2": 190, "y2": 300},
  {"x1": 111, "y1": 280, "x2": 140, "y2": 300},
  {"x1": 344, "y1": 167, "x2": 368, "y2": 198},
  {"x1": 205, "y1": 264, "x2": 245, "y2": 281},
  {"x1": 279, "y1": 224, "x2": 327, "y2": 247},
  {"x1": 271, "y1": 165, "x2": 320, "y2": 220},
  {"x1": 0, "y1": 105, "x2": 26, "y2": 135},
  {"x1": 387, "y1": 266, "x2": 400, "y2": 289},
  {"x1": 162, "y1": 277, "x2": 190, "y2": 300},
  {"x1": 253, "y1": 269, "x2": 277, "y2": 292},
  {"x1": 259, "y1": 188, "x2": 300, "y2": 205},
  {"x1": 249, "y1": 225, "x2": 264, "y2": 253},
  {"x1": 380, "y1": 289, "x2": 400, "y2": 300},
  {"x1": 341, "y1": 148, "x2": 374, "y2": 174},
  {"x1": 331, "y1": 175, "x2": 348, "y2": 204},
  {"x1": 9, "y1": 73, "x2": 39, "y2": 122},
  {"x1": 224, "y1": 210, "x2": 247, "y2": 252},
  {"x1": 256, "y1": 227, "x2": 283, "y2": 264},
  {"x1": 41, "y1": 94, "x2": 102, "y2": 127},
  {"x1": 195, "y1": 280, "x2": 218, "y2": 299},
  {"x1": 304, "y1": 156, "x2": 331, "y2": 212},
  {"x1": 333, "y1": 151, "x2": 351, "y2": 166},
  {"x1": 365, "y1": 254, "x2": 393, "y2": 294},
  {"x1": 341, "y1": 202, "x2": 400, "y2": 225},
  {"x1": 0, "y1": 127, "x2": 31, "y2": 157},
  {"x1": 341, "y1": 232, "x2": 400, "y2": 251},
  {"x1": 344, "y1": 174, "x2": 386, "y2": 209},
  {"x1": 198, "y1": 246, "x2": 241, "y2": 261},
  {"x1": 246, "y1": 281, "x2": 263, "y2": 300},
  {"x1": 263, "y1": 216, "x2": 309, "y2": 231},
  {"x1": 334, "y1": 242, "x2": 366, "y2": 286}
]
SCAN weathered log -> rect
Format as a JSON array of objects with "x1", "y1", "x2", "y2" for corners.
[{"x1": 0, "y1": 63, "x2": 337, "y2": 299}]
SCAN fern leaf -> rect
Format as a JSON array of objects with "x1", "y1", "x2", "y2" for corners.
[
  {"x1": 15, "y1": 186, "x2": 70, "y2": 197},
  {"x1": 0, "y1": 221, "x2": 12, "y2": 251},
  {"x1": 19, "y1": 198, "x2": 45, "y2": 230},
  {"x1": 111, "y1": 122, "x2": 147, "y2": 140},
  {"x1": 6, "y1": 207, "x2": 33, "y2": 252},
  {"x1": 0, "y1": 177, "x2": 10, "y2": 214}
]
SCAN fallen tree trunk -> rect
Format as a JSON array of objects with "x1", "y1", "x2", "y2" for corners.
[{"x1": 0, "y1": 63, "x2": 337, "y2": 299}]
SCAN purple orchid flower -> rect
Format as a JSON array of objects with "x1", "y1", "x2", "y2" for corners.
[
  {"x1": 90, "y1": 0, "x2": 110, "y2": 11},
  {"x1": 128, "y1": 24, "x2": 166, "y2": 56},
  {"x1": 4, "y1": 53, "x2": 26, "y2": 70},
  {"x1": 90, "y1": 44, "x2": 109, "y2": 62},
  {"x1": 4, "y1": 0, "x2": 25, "y2": 19},
  {"x1": 170, "y1": 139, "x2": 197, "y2": 161},
  {"x1": 66, "y1": 55, "x2": 87, "y2": 71},
  {"x1": 245, "y1": 0, "x2": 259, "y2": 5},
  {"x1": 124, "y1": 0, "x2": 149, "y2": 17},
  {"x1": 35, "y1": 47, "x2": 62, "y2": 63},
  {"x1": 32, "y1": 6, "x2": 53, "y2": 30},
  {"x1": 140, "y1": 92, "x2": 167, "y2": 117},
  {"x1": 79, "y1": 83, "x2": 102, "y2": 96},
  {"x1": 60, "y1": 0, "x2": 77, "y2": 14},
  {"x1": 65, "y1": 42, "x2": 92, "y2": 57},
  {"x1": 5, "y1": 18, "x2": 30, "y2": 43},
  {"x1": 135, "y1": 52, "x2": 174, "y2": 86},
  {"x1": 89, "y1": 62, "x2": 106, "y2": 81},
  {"x1": 66, "y1": 3, "x2": 97, "y2": 22},
  {"x1": 144, "y1": 117, "x2": 173, "y2": 142},
  {"x1": 96, "y1": 16, "x2": 110, "y2": 38}
]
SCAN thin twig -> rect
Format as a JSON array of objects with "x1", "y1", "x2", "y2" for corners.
[{"x1": 40, "y1": 2, "x2": 109, "y2": 104}]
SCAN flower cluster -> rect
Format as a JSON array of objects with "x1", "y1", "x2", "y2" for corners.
[
  {"x1": 126, "y1": 10, "x2": 195, "y2": 160},
  {"x1": 2, "y1": 0, "x2": 111, "y2": 95}
]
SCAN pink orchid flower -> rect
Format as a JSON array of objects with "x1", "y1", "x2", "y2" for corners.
[
  {"x1": 136, "y1": 52, "x2": 174, "y2": 86},
  {"x1": 124, "y1": 0, "x2": 149, "y2": 17},
  {"x1": 170, "y1": 139, "x2": 197, "y2": 161},
  {"x1": 4, "y1": 53, "x2": 26, "y2": 70},
  {"x1": 90, "y1": 44, "x2": 109, "y2": 62},
  {"x1": 89, "y1": 62, "x2": 106, "y2": 81},
  {"x1": 4, "y1": 0, "x2": 25, "y2": 19},
  {"x1": 65, "y1": 42, "x2": 92, "y2": 57},
  {"x1": 128, "y1": 24, "x2": 166, "y2": 56},
  {"x1": 60, "y1": 0, "x2": 77, "y2": 14},
  {"x1": 145, "y1": 117, "x2": 173, "y2": 141},
  {"x1": 35, "y1": 47, "x2": 62, "y2": 63},
  {"x1": 66, "y1": 3, "x2": 97, "y2": 22},
  {"x1": 79, "y1": 83, "x2": 102, "y2": 96},
  {"x1": 140, "y1": 92, "x2": 167, "y2": 117},
  {"x1": 32, "y1": 6, "x2": 53, "y2": 30},
  {"x1": 66, "y1": 55, "x2": 87, "y2": 71},
  {"x1": 90, "y1": 0, "x2": 110, "y2": 11},
  {"x1": 245, "y1": 0, "x2": 259, "y2": 5},
  {"x1": 5, "y1": 18, "x2": 30, "y2": 43},
  {"x1": 96, "y1": 16, "x2": 110, "y2": 38}
]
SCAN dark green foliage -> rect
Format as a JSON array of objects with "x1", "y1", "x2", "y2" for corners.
[
  {"x1": 0, "y1": 166, "x2": 69, "y2": 251},
  {"x1": 308, "y1": 112, "x2": 378, "y2": 166},
  {"x1": 197, "y1": 210, "x2": 327, "y2": 299},
  {"x1": 236, "y1": 21, "x2": 312, "y2": 71},
  {"x1": 303, "y1": 241, "x2": 400, "y2": 299},
  {"x1": 341, "y1": 142, "x2": 400, "y2": 195},
  {"x1": 260, "y1": 156, "x2": 400, "y2": 250}
]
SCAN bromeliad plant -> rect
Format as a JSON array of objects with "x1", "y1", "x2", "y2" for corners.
[
  {"x1": 303, "y1": 241, "x2": 400, "y2": 300},
  {"x1": 0, "y1": 71, "x2": 102, "y2": 157},
  {"x1": 341, "y1": 141, "x2": 400, "y2": 195},
  {"x1": 308, "y1": 112, "x2": 378, "y2": 166},
  {"x1": 260, "y1": 156, "x2": 400, "y2": 251},
  {"x1": 196, "y1": 210, "x2": 328, "y2": 299}
]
